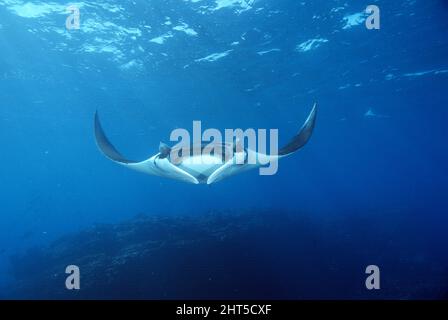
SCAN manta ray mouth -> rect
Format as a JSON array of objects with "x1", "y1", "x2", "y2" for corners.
[
  {"x1": 175, "y1": 154, "x2": 228, "y2": 183},
  {"x1": 167, "y1": 143, "x2": 235, "y2": 164}
]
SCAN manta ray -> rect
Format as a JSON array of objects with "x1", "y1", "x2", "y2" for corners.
[{"x1": 94, "y1": 103, "x2": 317, "y2": 184}]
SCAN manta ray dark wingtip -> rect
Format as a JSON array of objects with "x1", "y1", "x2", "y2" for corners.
[
  {"x1": 278, "y1": 103, "x2": 317, "y2": 156},
  {"x1": 94, "y1": 112, "x2": 135, "y2": 164}
]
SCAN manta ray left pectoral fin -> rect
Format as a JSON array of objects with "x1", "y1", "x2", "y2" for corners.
[
  {"x1": 94, "y1": 111, "x2": 137, "y2": 165},
  {"x1": 152, "y1": 157, "x2": 199, "y2": 184},
  {"x1": 94, "y1": 111, "x2": 159, "y2": 175},
  {"x1": 94, "y1": 112, "x2": 199, "y2": 184}
]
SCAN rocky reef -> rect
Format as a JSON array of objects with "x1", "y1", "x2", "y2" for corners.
[{"x1": 5, "y1": 209, "x2": 448, "y2": 299}]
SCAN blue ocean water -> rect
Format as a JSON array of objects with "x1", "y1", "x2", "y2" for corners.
[{"x1": 0, "y1": 0, "x2": 447, "y2": 299}]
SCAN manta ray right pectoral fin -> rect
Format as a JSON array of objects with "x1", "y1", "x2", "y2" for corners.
[
  {"x1": 207, "y1": 103, "x2": 317, "y2": 184},
  {"x1": 278, "y1": 102, "x2": 317, "y2": 156},
  {"x1": 94, "y1": 112, "x2": 198, "y2": 184}
]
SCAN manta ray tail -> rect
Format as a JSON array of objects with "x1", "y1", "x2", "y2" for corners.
[
  {"x1": 94, "y1": 111, "x2": 136, "y2": 164},
  {"x1": 278, "y1": 103, "x2": 317, "y2": 156}
]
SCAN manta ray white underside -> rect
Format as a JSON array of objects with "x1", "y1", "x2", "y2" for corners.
[{"x1": 94, "y1": 104, "x2": 317, "y2": 184}]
